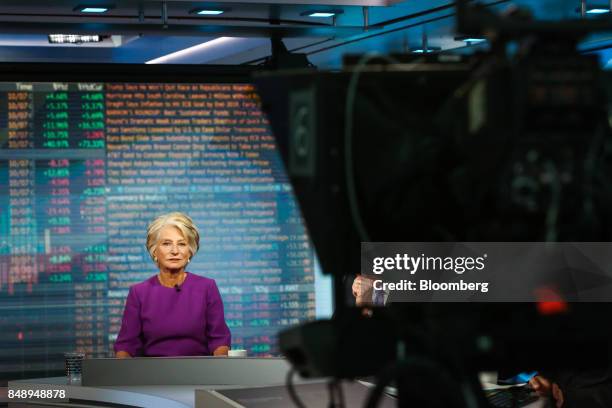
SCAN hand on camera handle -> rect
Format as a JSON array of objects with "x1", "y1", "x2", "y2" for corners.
[{"x1": 352, "y1": 275, "x2": 375, "y2": 306}]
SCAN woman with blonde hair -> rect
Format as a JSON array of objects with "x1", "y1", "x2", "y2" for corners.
[{"x1": 114, "y1": 212, "x2": 230, "y2": 357}]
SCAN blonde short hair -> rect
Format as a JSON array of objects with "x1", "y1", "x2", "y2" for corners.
[{"x1": 146, "y1": 212, "x2": 200, "y2": 261}]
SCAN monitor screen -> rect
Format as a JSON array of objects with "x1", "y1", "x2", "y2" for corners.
[{"x1": 0, "y1": 65, "x2": 332, "y2": 381}]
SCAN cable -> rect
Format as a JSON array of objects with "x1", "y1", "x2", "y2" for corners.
[
  {"x1": 326, "y1": 380, "x2": 336, "y2": 408},
  {"x1": 242, "y1": 38, "x2": 335, "y2": 65},
  {"x1": 583, "y1": 122, "x2": 607, "y2": 226},
  {"x1": 286, "y1": 368, "x2": 307, "y2": 408},
  {"x1": 344, "y1": 53, "x2": 398, "y2": 242},
  {"x1": 364, "y1": 354, "x2": 472, "y2": 408},
  {"x1": 364, "y1": 361, "x2": 399, "y2": 408},
  {"x1": 543, "y1": 160, "x2": 561, "y2": 242},
  {"x1": 345, "y1": 54, "x2": 432, "y2": 242},
  {"x1": 326, "y1": 379, "x2": 346, "y2": 408},
  {"x1": 307, "y1": 0, "x2": 511, "y2": 57},
  {"x1": 336, "y1": 380, "x2": 345, "y2": 408}
]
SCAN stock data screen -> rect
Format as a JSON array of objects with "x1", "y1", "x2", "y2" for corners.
[{"x1": 0, "y1": 81, "x2": 331, "y2": 380}]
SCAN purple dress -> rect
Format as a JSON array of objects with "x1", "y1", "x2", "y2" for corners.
[{"x1": 114, "y1": 272, "x2": 231, "y2": 357}]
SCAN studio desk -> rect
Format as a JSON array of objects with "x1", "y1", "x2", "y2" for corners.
[{"x1": 8, "y1": 357, "x2": 396, "y2": 408}]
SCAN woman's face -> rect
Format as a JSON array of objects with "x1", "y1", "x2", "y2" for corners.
[{"x1": 154, "y1": 225, "x2": 191, "y2": 272}]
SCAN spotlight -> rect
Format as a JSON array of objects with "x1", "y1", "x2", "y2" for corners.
[
  {"x1": 74, "y1": 5, "x2": 113, "y2": 13},
  {"x1": 190, "y1": 8, "x2": 228, "y2": 15},
  {"x1": 300, "y1": 10, "x2": 343, "y2": 18}
]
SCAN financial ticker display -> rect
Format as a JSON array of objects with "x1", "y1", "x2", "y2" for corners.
[{"x1": 0, "y1": 81, "x2": 330, "y2": 380}]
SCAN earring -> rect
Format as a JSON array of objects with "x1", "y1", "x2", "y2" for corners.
[
  {"x1": 154, "y1": 256, "x2": 158, "y2": 262},
  {"x1": 187, "y1": 258, "x2": 191, "y2": 263}
]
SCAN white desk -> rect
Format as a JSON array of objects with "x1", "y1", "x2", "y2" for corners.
[
  {"x1": 82, "y1": 356, "x2": 292, "y2": 386},
  {"x1": 8, "y1": 377, "x2": 549, "y2": 408},
  {"x1": 7, "y1": 357, "x2": 303, "y2": 407},
  {"x1": 7, "y1": 363, "x2": 549, "y2": 408},
  {"x1": 9, "y1": 376, "x2": 300, "y2": 408}
]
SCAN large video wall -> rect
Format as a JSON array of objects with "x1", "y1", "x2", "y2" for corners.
[{"x1": 0, "y1": 80, "x2": 330, "y2": 380}]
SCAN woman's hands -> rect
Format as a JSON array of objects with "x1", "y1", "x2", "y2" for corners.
[
  {"x1": 529, "y1": 375, "x2": 564, "y2": 408},
  {"x1": 115, "y1": 351, "x2": 132, "y2": 359},
  {"x1": 213, "y1": 346, "x2": 229, "y2": 356}
]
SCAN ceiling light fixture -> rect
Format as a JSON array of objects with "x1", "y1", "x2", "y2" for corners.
[
  {"x1": 190, "y1": 8, "x2": 228, "y2": 16},
  {"x1": 454, "y1": 35, "x2": 487, "y2": 45},
  {"x1": 74, "y1": 5, "x2": 114, "y2": 13},
  {"x1": 586, "y1": 7, "x2": 610, "y2": 13},
  {"x1": 48, "y1": 34, "x2": 104, "y2": 44},
  {"x1": 411, "y1": 46, "x2": 441, "y2": 54},
  {"x1": 300, "y1": 10, "x2": 343, "y2": 18}
]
